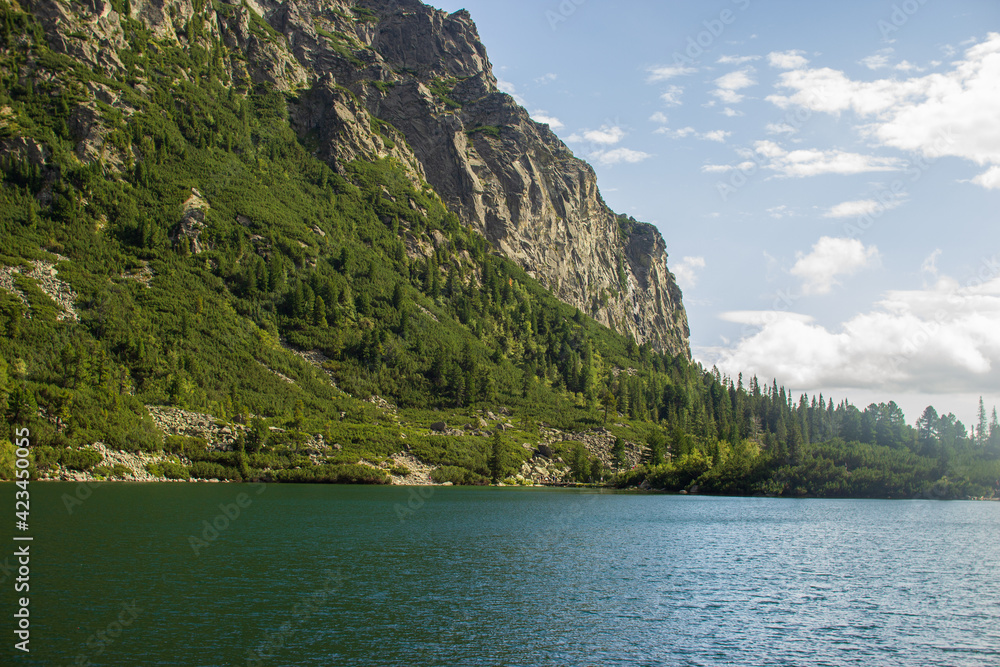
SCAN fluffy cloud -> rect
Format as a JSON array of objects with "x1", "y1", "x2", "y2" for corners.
[
  {"x1": 568, "y1": 125, "x2": 626, "y2": 145},
  {"x1": 712, "y1": 69, "x2": 756, "y2": 104},
  {"x1": 649, "y1": 112, "x2": 669, "y2": 124},
  {"x1": 702, "y1": 130, "x2": 732, "y2": 143},
  {"x1": 660, "y1": 85, "x2": 685, "y2": 106},
  {"x1": 701, "y1": 160, "x2": 757, "y2": 174},
  {"x1": 672, "y1": 256, "x2": 706, "y2": 290},
  {"x1": 767, "y1": 50, "x2": 810, "y2": 70},
  {"x1": 530, "y1": 111, "x2": 564, "y2": 130},
  {"x1": 860, "y1": 49, "x2": 923, "y2": 72},
  {"x1": 971, "y1": 165, "x2": 1000, "y2": 190},
  {"x1": 790, "y1": 236, "x2": 880, "y2": 295},
  {"x1": 711, "y1": 273, "x2": 1000, "y2": 394},
  {"x1": 860, "y1": 52, "x2": 892, "y2": 70},
  {"x1": 718, "y1": 55, "x2": 760, "y2": 65},
  {"x1": 659, "y1": 128, "x2": 730, "y2": 143},
  {"x1": 647, "y1": 65, "x2": 698, "y2": 82},
  {"x1": 589, "y1": 148, "x2": 653, "y2": 165},
  {"x1": 823, "y1": 197, "x2": 904, "y2": 218},
  {"x1": 496, "y1": 79, "x2": 527, "y2": 106},
  {"x1": 767, "y1": 33, "x2": 1000, "y2": 188},
  {"x1": 752, "y1": 140, "x2": 905, "y2": 177},
  {"x1": 765, "y1": 122, "x2": 799, "y2": 135}
]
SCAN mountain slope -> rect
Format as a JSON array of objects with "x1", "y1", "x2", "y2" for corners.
[
  {"x1": 20, "y1": 0, "x2": 690, "y2": 354},
  {"x1": 1, "y1": 0, "x2": 996, "y2": 499}
]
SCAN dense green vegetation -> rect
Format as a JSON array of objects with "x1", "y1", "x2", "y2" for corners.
[{"x1": 0, "y1": 1, "x2": 997, "y2": 498}]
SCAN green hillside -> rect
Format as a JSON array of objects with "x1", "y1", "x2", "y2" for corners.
[{"x1": 0, "y1": 0, "x2": 998, "y2": 497}]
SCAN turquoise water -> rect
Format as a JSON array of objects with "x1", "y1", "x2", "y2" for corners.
[{"x1": 2, "y1": 483, "x2": 999, "y2": 666}]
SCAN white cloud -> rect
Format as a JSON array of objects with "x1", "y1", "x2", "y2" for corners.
[
  {"x1": 649, "y1": 112, "x2": 669, "y2": 124},
  {"x1": 894, "y1": 60, "x2": 923, "y2": 73},
  {"x1": 647, "y1": 65, "x2": 698, "y2": 82},
  {"x1": 534, "y1": 73, "x2": 557, "y2": 85},
  {"x1": 656, "y1": 126, "x2": 696, "y2": 139},
  {"x1": 921, "y1": 249, "x2": 942, "y2": 276},
  {"x1": 584, "y1": 125, "x2": 625, "y2": 145},
  {"x1": 496, "y1": 79, "x2": 527, "y2": 106},
  {"x1": 702, "y1": 130, "x2": 732, "y2": 143},
  {"x1": 530, "y1": 110, "x2": 564, "y2": 129},
  {"x1": 659, "y1": 128, "x2": 730, "y2": 142},
  {"x1": 589, "y1": 148, "x2": 653, "y2": 165},
  {"x1": 765, "y1": 122, "x2": 799, "y2": 135},
  {"x1": 752, "y1": 140, "x2": 905, "y2": 177},
  {"x1": 723, "y1": 107, "x2": 744, "y2": 117},
  {"x1": 972, "y1": 165, "x2": 1000, "y2": 189},
  {"x1": 768, "y1": 50, "x2": 810, "y2": 70},
  {"x1": 712, "y1": 69, "x2": 756, "y2": 104},
  {"x1": 718, "y1": 55, "x2": 761, "y2": 65},
  {"x1": 660, "y1": 85, "x2": 684, "y2": 106},
  {"x1": 860, "y1": 52, "x2": 892, "y2": 70},
  {"x1": 720, "y1": 311, "x2": 816, "y2": 326},
  {"x1": 767, "y1": 205, "x2": 793, "y2": 219},
  {"x1": 823, "y1": 197, "x2": 904, "y2": 218},
  {"x1": 766, "y1": 33, "x2": 1000, "y2": 188},
  {"x1": 711, "y1": 273, "x2": 1000, "y2": 394},
  {"x1": 673, "y1": 256, "x2": 706, "y2": 290},
  {"x1": 701, "y1": 160, "x2": 757, "y2": 173},
  {"x1": 790, "y1": 236, "x2": 880, "y2": 295}
]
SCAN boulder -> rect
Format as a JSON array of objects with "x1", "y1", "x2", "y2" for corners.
[{"x1": 430, "y1": 421, "x2": 447, "y2": 432}]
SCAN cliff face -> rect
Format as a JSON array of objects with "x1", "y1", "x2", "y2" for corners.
[{"x1": 19, "y1": 0, "x2": 690, "y2": 355}]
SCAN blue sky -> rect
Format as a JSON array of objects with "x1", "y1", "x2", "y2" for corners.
[{"x1": 433, "y1": 0, "x2": 1000, "y2": 426}]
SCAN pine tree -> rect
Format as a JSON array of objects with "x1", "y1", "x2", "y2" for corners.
[
  {"x1": 611, "y1": 437, "x2": 627, "y2": 470},
  {"x1": 976, "y1": 397, "x2": 988, "y2": 446},
  {"x1": 312, "y1": 295, "x2": 327, "y2": 326},
  {"x1": 488, "y1": 429, "x2": 505, "y2": 484}
]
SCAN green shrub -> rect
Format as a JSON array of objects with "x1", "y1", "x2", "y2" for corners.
[
  {"x1": 466, "y1": 125, "x2": 500, "y2": 138},
  {"x1": 61, "y1": 448, "x2": 103, "y2": 471},
  {"x1": 189, "y1": 460, "x2": 227, "y2": 479},
  {"x1": 430, "y1": 466, "x2": 488, "y2": 486},
  {"x1": 273, "y1": 463, "x2": 389, "y2": 484},
  {"x1": 164, "y1": 435, "x2": 208, "y2": 457},
  {"x1": 145, "y1": 463, "x2": 163, "y2": 477},
  {"x1": 161, "y1": 462, "x2": 190, "y2": 479}
]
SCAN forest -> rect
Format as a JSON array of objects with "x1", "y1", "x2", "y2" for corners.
[{"x1": 1, "y1": 0, "x2": 998, "y2": 498}]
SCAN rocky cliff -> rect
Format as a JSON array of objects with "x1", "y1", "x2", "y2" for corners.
[{"x1": 18, "y1": 0, "x2": 690, "y2": 355}]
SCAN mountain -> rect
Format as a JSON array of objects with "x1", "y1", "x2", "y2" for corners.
[
  {"x1": 1, "y1": 0, "x2": 997, "y2": 498},
  {"x1": 21, "y1": 0, "x2": 690, "y2": 355}
]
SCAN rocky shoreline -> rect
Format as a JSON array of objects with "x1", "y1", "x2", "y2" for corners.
[{"x1": 33, "y1": 402, "x2": 649, "y2": 486}]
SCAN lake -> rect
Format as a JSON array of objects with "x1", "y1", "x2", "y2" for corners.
[{"x1": 3, "y1": 483, "x2": 999, "y2": 666}]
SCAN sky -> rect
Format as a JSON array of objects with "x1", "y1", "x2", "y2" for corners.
[{"x1": 432, "y1": 0, "x2": 1000, "y2": 428}]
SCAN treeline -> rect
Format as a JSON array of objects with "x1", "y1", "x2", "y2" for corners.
[{"x1": 0, "y1": 1, "x2": 998, "y2": 498}]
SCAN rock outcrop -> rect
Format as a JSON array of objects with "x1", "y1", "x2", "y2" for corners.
[{"x1": 17, "y1": 0, "x2": 690, "y2": 355}]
